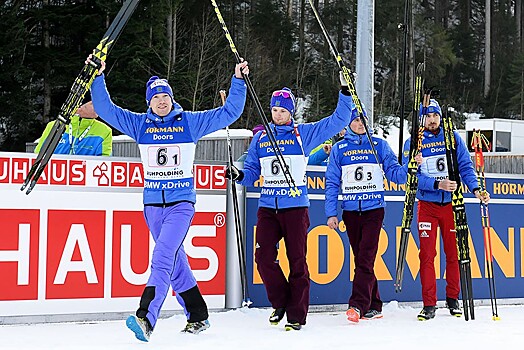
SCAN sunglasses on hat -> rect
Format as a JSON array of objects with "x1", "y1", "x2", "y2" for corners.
[{"x1": 272, "y1": 90, "x2": 293, "y2": 99}]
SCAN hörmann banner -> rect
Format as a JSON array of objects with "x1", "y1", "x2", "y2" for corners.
[
  {"x1": 245, "y1": 167, "x2": 524, "y2": 306},
  {"x1": 0, "y1": 152, "x2": 228, "y2": 320}
]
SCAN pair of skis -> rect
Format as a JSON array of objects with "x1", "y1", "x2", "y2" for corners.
[
  {"x1": 442, "y1": 109, "x2": 475, "y2": 320},
  {"x1": 21, "y1": 0, "x2": 141, "y2": 194},
  {"x1": 471, "y1": 130, "x2": 500, "y2": 320},
  {"x1": 394, "y1": 63, "x2": 425, "y2": 293}
]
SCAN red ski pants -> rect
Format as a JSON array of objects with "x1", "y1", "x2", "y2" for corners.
[{"x1": 418, "y1": 201, "x2": 460, "y2": 306}]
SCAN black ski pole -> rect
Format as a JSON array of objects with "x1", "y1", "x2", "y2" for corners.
[
  {"x1": 210, "y1": 0, "x2": 300, "y2": 197},
  {"x1": 21, "y1": 0, "x2": 141, "y2": 194},
  {"x1": 220, "y1": 90, "x2": 252, "y2": 307},
  {"x1": 306, "y1": 0, "x2": 381, "y2": 171}
]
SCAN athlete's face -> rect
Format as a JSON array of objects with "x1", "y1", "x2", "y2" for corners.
[
  {"x1": 150, "y1": 93, "x2": 173, "y2": 117},
  {"x1": 424, "y1": 112, "x2": 440, "y2": 131},
  {"x1": 349, "y1": 117, "x2": 366, "y2": 135},
  {"x1": 271, "y1": 107, "x2": 292, "y2": 125}
]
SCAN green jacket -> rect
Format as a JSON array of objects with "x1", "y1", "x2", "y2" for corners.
[{"x1": 35, "y1": 115, "x2": 112, "y2": 156}]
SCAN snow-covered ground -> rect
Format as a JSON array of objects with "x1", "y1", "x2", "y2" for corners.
[{"x1": 1, "y1": 302, "x2": 522, "y2": 349}]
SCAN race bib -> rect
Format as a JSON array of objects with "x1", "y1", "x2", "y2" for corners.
[
  {"x1": 139, "y1": 143, "x2": 195, "y2": 181},
  {"x1": 260, "y1": 155, "x2": 307, "y2": 188},
  {"x1": 341, "y1": 163, "x2": 383, "y2": 194},
  {"x1": 421, "y1": 154, "x2": 448, "y2": 180}
]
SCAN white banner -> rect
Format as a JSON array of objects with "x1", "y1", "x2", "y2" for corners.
[{"x1": 0, "y1": 152, "x2": 228, "y2": 317}]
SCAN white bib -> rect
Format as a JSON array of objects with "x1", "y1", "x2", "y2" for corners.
[
  {"x1": 421, "y1": 154, "x2": 448, "y2": 180},
  {"x1": 260, "y1": 154, "x2": 308, "y2": 188},
  {"x1": 139, "y1": 143, "x2": 195, "y2": 181},
  {"x1": 341, "y1": 163, "x2": 383, "y2": 194}
]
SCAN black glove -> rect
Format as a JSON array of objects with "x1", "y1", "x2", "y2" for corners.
[{"x1": 225, "y1": 165, "x2": 244, "y2": 181}]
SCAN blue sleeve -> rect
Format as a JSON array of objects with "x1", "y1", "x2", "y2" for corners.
[
  {"x1": 298, "y1": 92, "x2": 354, "y2": 154},
  {"x1": 417, "y1": 171, "x2": 438, "y2": 191},
  {"x1": 90, "y1": 74, "x2": 144, "y2": 141},
  {"x1": 238, "y1": 132, "x2": 262, "y2": 186},
  {"x1": 455, "y1": 131, "x2": 479, "y2": 191},
  {"x1": 187, "y1": 76, "x2": 247, "y2": 140},
  {"x1": 380, "y1": 139, "x2": 408, "y2": 184},
  {"x1": 325, "y1": 146, "x2": 342, "y2": 218},
  {"x1": 308, "y1": 147, "x2": 329, "y2": 165}
]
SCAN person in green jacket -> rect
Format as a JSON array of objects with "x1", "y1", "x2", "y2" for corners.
[{"x1": 35, "y1": 101, "x2": 112, "y2": 156}]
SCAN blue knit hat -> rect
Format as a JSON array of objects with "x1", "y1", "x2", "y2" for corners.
[
  {"x1": 420, "y1": 98, "x2": 442, "y2": 117},
  {"x1": 350, "y1": 104, "x2": 367, "y2": 124},
  {"x1": 270, "y1": 87, "x2": 296, "y2": 115},
  {"x1": 145, "y1": 76, "x2": 174, "y2": 106}
]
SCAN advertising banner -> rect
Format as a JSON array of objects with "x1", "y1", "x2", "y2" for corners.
[
  {"x1": 0, "y1": 152, "x2": 228, "y2": 318},
  {"x1": 245, "y1": 167, "x2": 524, "y2": 306}
]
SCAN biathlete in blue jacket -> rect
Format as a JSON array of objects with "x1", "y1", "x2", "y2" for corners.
[
  {"x1": 325, "y1": 108, "x2": 422, "y2": 323},
  {"x1": 226, "y1": 77, "x2": 354, "y2": 331},
  {"x1": 87, "y1": 55, "x2": 249, "y2": 341},
  {"x1": 401, "y1": 99, "x2": 490, "y2": 321}
]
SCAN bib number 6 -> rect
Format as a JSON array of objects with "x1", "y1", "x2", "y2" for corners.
[
  {"x1": 436, "y1": 157, "x2": 446, "y2": 172},
  {"x1": 271, "y1": 158, "x2": 281, "y2": 175},
  {"x1": 156, "y1": 147, "x2": 179, "y2": 166},
  {"x1": 354, "y1": 166, "x2": 372, "y2": 182}
]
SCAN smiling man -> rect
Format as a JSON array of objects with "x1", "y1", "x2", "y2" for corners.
[{"x1": 87, "y1": 55, "x2": 249, "y2": 341}]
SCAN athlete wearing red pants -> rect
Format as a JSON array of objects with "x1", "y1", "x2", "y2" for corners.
[{"x1": 402, "y1": 99, "x2": 490, "y2": 320}]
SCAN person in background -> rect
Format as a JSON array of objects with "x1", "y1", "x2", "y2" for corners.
[
  {"x1": 307, "y1": 141, "x2": 332, "y2": 166},
  {"x1": 87, "y1": 54, "x2": 249, "y2": 341},
  {"x1": 402, "y1": 99, "x2": 490, "y2": 321},
  {"x1": 252, "y1": 124, "x2": 265, "y2": 135},
  {"x1": 226, "y1": 73, "x2": 354, "y2": 331},
  {"x1": 325, "y1": 108, "x2": 422, "y2": 323},
  {"x1": 307, "y1": 127, "x2": 348, "y2": 166},
  {"x1": 35, "y1": 101, "x2": 112, "y2": 156}
]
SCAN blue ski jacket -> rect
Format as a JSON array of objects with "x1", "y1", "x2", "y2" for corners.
[
  {"x1": 90, "y1": 74, "x2": 247, "y2": 205},
  {"x1": 402, "y1": 128, "x2": 479, "y2": 204},
  {"x1": 238, "y1": 91, "x2": 354, "y2": 209},
  {"x1": 307, "y1": 145, "x2": 330, "y2": 166},
  {"x1": 325, "y1": 131, "x2": 408, "y2": 217}
]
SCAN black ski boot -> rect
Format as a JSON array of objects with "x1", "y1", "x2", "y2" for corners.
[
  {"x1": 284, "y1": 322, "x2": 302, "y2": 331},
  {"x1": 417, "y1": 306, "x2": 436, "y2": 321},
  {"x1": 446, "y1": 297, "x2": 463, "y2": 317},
  {"x1": 181, "y1": 320, "x2": 210, "y2": 334},
  {"x1": 269, "y1": 308, "x2": 286, "y2": 325}
]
